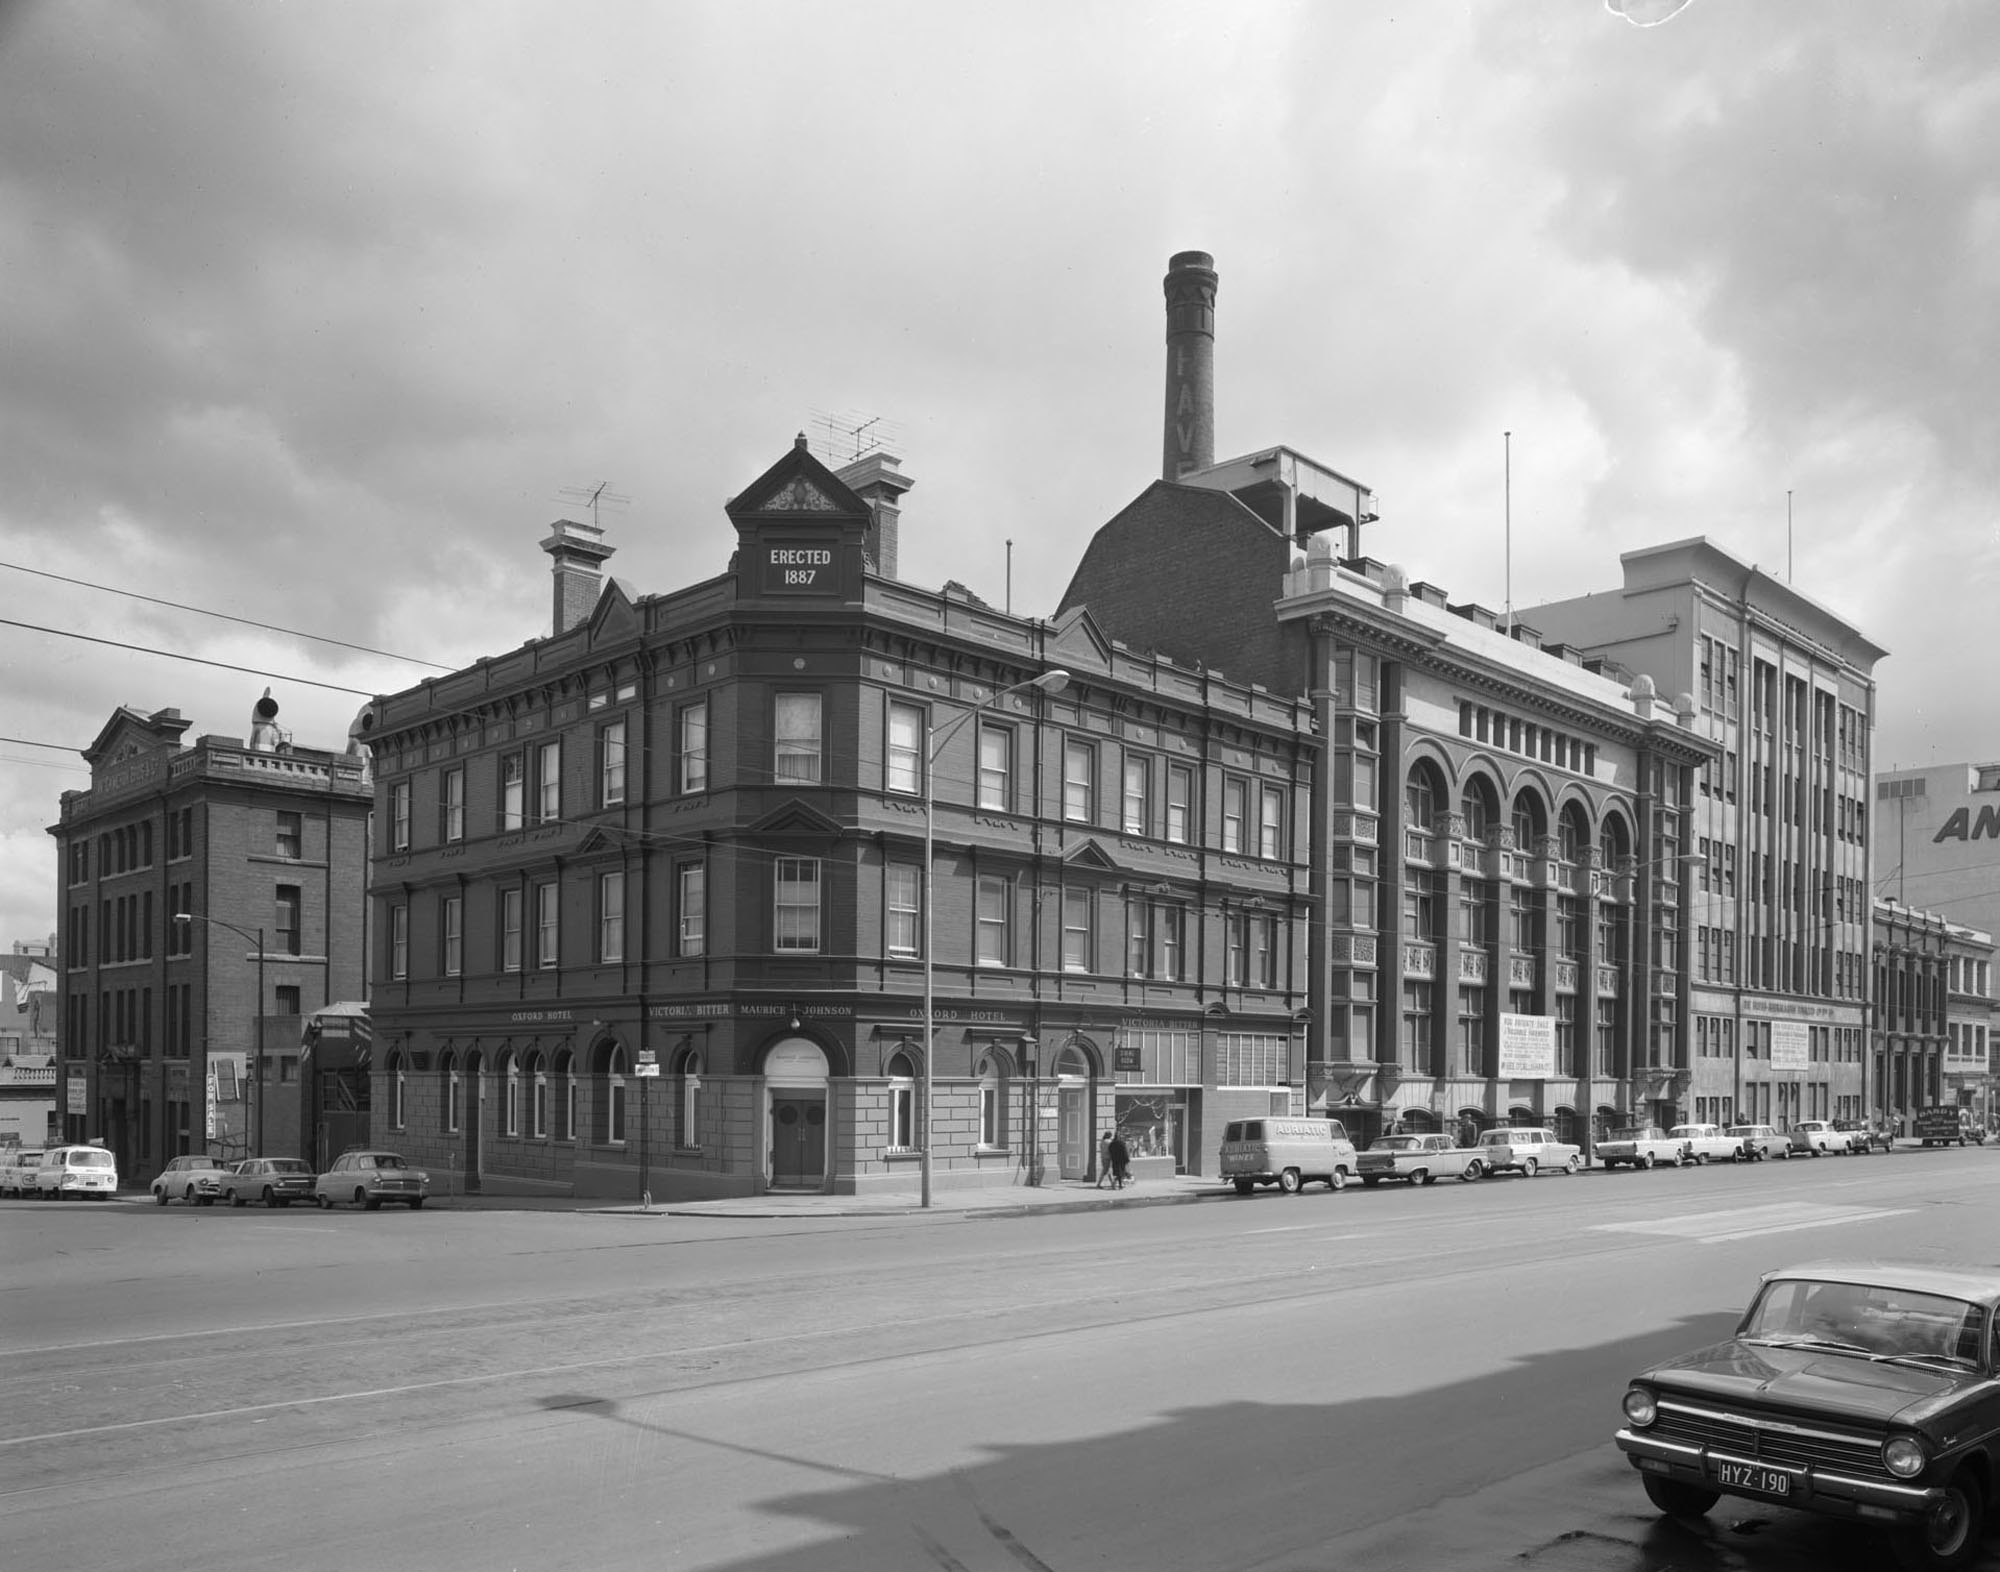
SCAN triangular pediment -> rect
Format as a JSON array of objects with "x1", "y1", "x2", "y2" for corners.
[
  {"x1": 82, "y1": 705, "x2": 193, "y2": 769},
  {"x1": 1062, "y1": 839, "x2": 1124, "y2": 872},
  {"x1": 726, "y1": 435, "x2": 872, "y2": 524},
  {"x1": 572, "y1": 827, "x2": 622, "y2": 858},
  {"x1": 746, "y1": 798, "x2": 846, "y2": 838},
  {"x1": 1047, "y1": 606, "x2": 1113, "y2": 677},
  {"x1": 585, "y1": 578, "x2": 639, "y2": 645}
]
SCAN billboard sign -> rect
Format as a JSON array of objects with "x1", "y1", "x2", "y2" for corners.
[{"x1": 1498, "y1": 1014, "x2": 1556, "y2": 1079}]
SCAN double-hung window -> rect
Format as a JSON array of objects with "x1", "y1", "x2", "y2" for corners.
[
  {"x1": 1061, "y1": 886, "x2": 1093, "y2": 972},
  {"x1": 1126, "y1": 901, "x2": 1152, "y2": 978},
  {"x1": 1122, "y1": 755, "x2": 1150, "y2": 835},
  {"x1": 977, "y1": 724, "x2": 1012, "y2": 810},
  {"x1": 500, "y1": 754, "x2": 525, "y2": 831},
  {"x1": 536, "y1": 741, "x2": 561, "y2": 824},
  {"x1": 775, "y1": 858, "x2": 821, "y2": 951},
  {"x1": 598, "y1": 870, "x2": 624, "y2": 963},
  {"x1": 1259, "y1": 785, "x2": 1285, "y2": 859},
  {"x1": 276, "y1": 810, "x2": 303, "y2": 859},
  {"x1": 440, "y1": 896, "x2": 462, "y2": 977},
  {"x1": 275, "y1": 886, "x2": 302, "y2": 955},
  {"x1": 678, "y1": 702, "x2": 708, "y2": 794},
  {"x1": 535, "y1": 882, "x2": 558, "y2": 968},
  {"x1": 1063, "y1": 739, "x2": 1095, "y2": 823},
  {"x1": 599, "y1": 720, "x2": 627, "y2": 807},
  {"x1": 500, "y1": 888, "x2": 523, "y2": 972},
  {"x1": 1222, "y1": 779, "x2": 1248, "y2": 853},
  {"x1": 677, "y1": 863, "x2": 706, "y2": 956},
  {"x1": 886, "y1": 864, "x2": 921, "y2": 958},
  {"x1": 441, "y1": 770, "x2": 464, "y2": 843},
  {"x1": 1165, "y1": 764, "x2": 1192, "y2": 844},
  {"x1": 389, "y1": 903, "x2": 409, "y2": 980},
  {"x1": 975, "y1": 876, "x2": 1011, "y2": 966},
  {"x1": 775, "y1": 694, "x2": 822, "y2": 784},
  {"x1": 389, "y1": 781, "x2": 411, "y2": 852},
  {"x1": 886, "y1": 702, "x2": 924, "y2": 795}
]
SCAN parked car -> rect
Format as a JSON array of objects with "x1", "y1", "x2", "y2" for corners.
[
  {"x1": 1356, "y1": 1132, "x2": 1486, "y2": 1186},
  {"x1": 1726, "y1": 1123, "x2": 1792, "y2": 1161},
  {"x1": 150, "y1": 1154, "x2": 231, "y2": 1206},
  {"x1": 1219, "y1": 1117, "x2": 1355, "y2": 1195},
  {"x1": 313, "y1": 1149, "x2": 430, "y2": 1210},
  {"x1": 1476, "y1": 1126, "x2": 1581, "y2": 1178},
  {"x1": 1668, "y1": 1123, "x2": 1742, "y2": 1165},
  {"x1": 1597, "y1": 1126, "x2": 1693, "y2": 1170},
  {"x1": 0, "y1": 1148, "x2": 43, "y2": 1196},
  {"x1": 1617, "y1": 1261, "x2": 2000, "y2": 1570},
  {"x1": 33, "y1": 1143, "x2": 119, "y2": 1199},
  {"x1": 221, "y1": 1156, "x2": 316, "y2": 1208},
  {"x1": 1791, "y1": 1118, "x2": 1862, "y2": 1157},
  {"x1": 1833, "y1": 1118, "x2": 1894, "y2": 1153}
]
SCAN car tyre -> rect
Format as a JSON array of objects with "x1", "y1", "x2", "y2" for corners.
[
  {"x1": 1278, "y1": 1168, "x2": 1302, "y2": 1195},
  {"x1": 1891, "y1": 1468, "x2": 1984, "y2": 1572},
  {"x1": 1327, "y1": 1169, "x2": 1347, "y2": 1192},
  {"x1": 184, "y1": 1184, "x2": 199, "y2": 1205},
  {"x1": 230, "y1": 1190, "x2": 246, "y2": 1207},
  {"x1": 358, "y1": 1188, "x2": 379, "y2": 1211},
  {"x1": 1642, "y1": 1474, "x2": 1719, "y2": 1519},
  {"x1": 1521, "y1": 1158, "x2": 1539, "y2": 1179},
  {"x1": 1233, "y1": 1178, "x2": 1255, "y2": 1195},
  {"x1": 1413, "y1": 1168, "x2": 1432, "y2": 1187},
  {"x1": 154, "y1": 1188, "x2": 168, "y2": 1206},
  {"x1": 316, "y1": 1193, "x2": 332, "y2": 1209},
  {"x1": 263, "y1": 1187, "x2": 279, "y2": 1208},
  {"x1": 1564, "y1": 1154, "x2": 1580, "y2": 1174},
  {"x1": 1460, "y1": 1159, "x2": 1485, "y2": 1182}
]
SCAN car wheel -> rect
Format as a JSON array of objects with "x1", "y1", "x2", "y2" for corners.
[
  {"x1": 1642, "y1": 1474, "x2": 1719, "y2": 1519},
  {"x1": 1637, "y1": 1153, "x2": 1654, "y2": 1170},
  {"x1": 409, "y1": 1197, "x2": 426, "y2": 1209},
  {"x1": 317, "y1": 1193, "x2": 332, "y2": 1209},
  {"x1": 184, "y1": 1184, "x2": 199, "y2": 1204},
  {"x1": 1521, "y1": 1158, "x2": 1539, "y2": 1179},
  {"x1": 1779, "y1": 1146, "x2": 1791, "y2": 1159},
  {"x1": 1564, "y1": 1154, "x2": 1580, "y2": 1174},
  {"x1": 1327, "y1": 1169, "x2": 1347, "y2": 1192},
  {"x1": 358, "y1": 1188, "x2": 379, "y2": 1211},
  {"x1": 262, "y1": 1187, "x2": 278, "y2": 1208},
  {"x1": 1674, "y1": 1150, "x2": 1692, "y2": 1168},
  {"x1": 154, "y1": 1188, "x2": 168, "y2": 1206},
  {"x1": 1460, "y1": 1159, "x2": 1485, "y2": 1182},
  {"x1": 1891, "y1": 1468, "x2": 1984, "y2": 1572},
  {"x1": 1278, "y1": 1168, "x2": 1302, "y2": 1195},
  {"x1": 1233, "y1": 1178, "x2": 1255, "y2": 1195},
  {"x1": 230, "y1": 1190, "x2": 246, "y2": 1207},
  {"x1": 1413, "y1": 1168, "x2": 1432, "y2": 1187}
]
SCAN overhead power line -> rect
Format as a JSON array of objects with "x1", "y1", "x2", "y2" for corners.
[{"x1": 0, "y1": 617, "x2": 378, "y2": 697}]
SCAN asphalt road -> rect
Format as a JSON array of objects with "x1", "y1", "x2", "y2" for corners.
[{"x1": 6, "y1": 1149, "x2": 2000, "y2": 1571}]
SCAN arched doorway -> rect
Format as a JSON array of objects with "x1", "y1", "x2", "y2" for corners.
[
  {"x1": 1053, "y1": 1039, "x2": 1095, "y2": 1180},
  {"x1": 765, "y1": 1037, "x2": 828, "y2": 1189}
]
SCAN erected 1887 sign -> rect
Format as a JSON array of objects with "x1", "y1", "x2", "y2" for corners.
[{"x1": 1498, "y1": 1013, "x2": 1557, "y2": 1079}]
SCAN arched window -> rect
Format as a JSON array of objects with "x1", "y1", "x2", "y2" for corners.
[
  {"x1": 554, "y1": 1049, "x2": 576, "y2": 1142},
  {"x1": 502, "y1": 1052, "x2": 520, "y2": 1138},
  {"x1": 1461, "y1": 777, "x2": 1497, "y2": 844},
  {"x1": 599, "y1": 1044, "x2": 628, "y2": 1145},
  {"x1": 678, "y1": 1049, "x2": 703, "y2": 1149},
  {"x1": 528, "y1": 1052, "x2": 548, "y2": 1140},
  {"x1": 1406, "y1": 766, "x2": 1440, "y2": 834},
  {"x1": 974, "y1": 1051, "x2": 1008, "y2": 1148},
  {"x1": 1512, "y1": 792, "x2": 1546, "y2": 854},
  {"x1": 1557, "y1": 801, "x2": 1589, "y2": 864},
  {"x1": 442, "y1": 1051, "x2": 462, "y2": 1134},
  {"x1": 886, "y1": 1048, "x2": 918, "y2": 1151},
  {"x1": 1600, "y1": 816, "x2": 1632, "y2": 869},
  {"x1": 389, "y1": 1049, "x2": 407, "y2": 1130}
]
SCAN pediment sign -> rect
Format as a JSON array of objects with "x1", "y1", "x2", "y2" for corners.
[
  {"x1": 757, "y1": 478, "x2": 840, "y2": 513},
  {"x1": 746, "y1": 798, "x2": 845, "y2": 838}
]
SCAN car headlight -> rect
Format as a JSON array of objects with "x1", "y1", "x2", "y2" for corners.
[
  {"x1": 1883, "y1": 1435, "x2": 1927, "y2": 1478},
  {"x1": 1622, "y1": 1387, "x2": 1658, "y2": 1427}
]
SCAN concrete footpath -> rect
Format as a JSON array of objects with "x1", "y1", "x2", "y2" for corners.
[{"x1": 590, "y1": 1171, "x2": 1233, "y2": 1220}]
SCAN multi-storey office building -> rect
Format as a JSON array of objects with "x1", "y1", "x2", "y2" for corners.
[
  {"x1": 358, "y1": 438, "x2": 1318, "y2": 1199},
  {"x1": 1519, "y1": 541, "x2": 1885, "y2": 1131},
  {"x1": 47, "y1": 700, "x2": 373, "y2": 1182},
  {"x1": 1875, "y1": 762, "x2": 2000, "y2": 961},
  {"x1": 1871, "y1": 898, "x2": 1995, "y2": 1134}
]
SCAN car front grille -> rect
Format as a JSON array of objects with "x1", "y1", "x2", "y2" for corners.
[{"x1": 1656, "y1": 1398, "x2": 1892, "y2": 1482}]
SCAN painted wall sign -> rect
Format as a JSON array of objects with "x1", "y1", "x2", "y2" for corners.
[
  {"x1": 1769, "y1": 1019, "x2": 1810, "y2": 1071},
  {"x1": 762, "y1": 544, "x2": 842, "y2": 595},
  {"x1": 1497, "y1": 1013, "x2": 1556, "y2": 1079},
  {"x1": 1933, "y1": 805, "x2": 2000, "y2": 842}
]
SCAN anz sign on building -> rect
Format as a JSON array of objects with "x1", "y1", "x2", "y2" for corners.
[{"x1": 1875, "y1": 762, "x2": 2000, "y2": 955}]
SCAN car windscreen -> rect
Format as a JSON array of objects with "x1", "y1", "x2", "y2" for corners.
[{"x1": 1745, "y1": 1280, "x2": 1985, "y2": 1364}]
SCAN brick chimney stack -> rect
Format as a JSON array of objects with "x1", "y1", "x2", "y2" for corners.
[
  {"x1": 1162, "y1": 251, "x2": 1218, "y2": 481},
  {"x1": 834, "y1": 451, "x2": 914, "y2": 579},
  {"x1": 540, "y1": 518, "x2": 616, "y2": 635}
]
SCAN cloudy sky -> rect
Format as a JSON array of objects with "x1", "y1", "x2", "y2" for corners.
[{"x1": 1, "y1": 0, "x2": 1994, "y2": 944}]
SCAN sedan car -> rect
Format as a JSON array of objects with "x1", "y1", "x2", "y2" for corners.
[
  {"x1": 313, "y1": 1149, "x2": 430, "y2": 1210},
  {"x1": 1791, "y1": 1118, "x2": 1862, "y2": 1156},
  {"x1": 221, "y1": 1156, "x2": 317, "y2": 1208},
  {"x1": 1834, "y1": 1118, "x2": 1895, "y2": 1153},
  {"x1": 1617, "y1": 1261, "x2": 2000, "y2": 1570},
  {"x1": 1726, "y1": 1122, "x2": 1793, "y2": 1161},
  {"x1": 150, "y1": 1153, "x2": 231, "y2": 1206}
]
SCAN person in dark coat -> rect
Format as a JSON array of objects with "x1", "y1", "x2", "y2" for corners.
[
  {"x1": 1107, "y1": 1133, "x2": 1131, "y2": 1189},
  {"x1": 1096, "y1": 1132, "x2": 1114, "y2": 1188}
]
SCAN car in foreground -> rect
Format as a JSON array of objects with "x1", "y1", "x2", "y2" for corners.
[
  {"x1": 1475, "y1": 1125, "x2": 1580, "y2": 1177},
  {"x1": 313, "y1": 1149, "x2": 430, "y2": 1210},
  {"x1": 151, "y1": 1154, "x2": 231, "y2": 1206},
  {"x1": 1726, "y1": 1122, "x2": 1792, "y2": 1161},
  {"x1": 1791, "y1": 1118, "x2": 1862, "y2": 1157},
  {"x1": 221, "y1": 1156, "x2": 316, "y2": 1208},
  {"x1": 1356, "y1": 1133, "x2": 1485, "y2": 1186},
  {"x1": 1596, "y1": 1126, "x2": 1692, "y2": 1170},
  {"x1": 0, "y1": 1148, "x2": 42, "y2": 1197},
  {"x1": 1616, "y1": 1261, "x2": 2000, "y2": 1570}
]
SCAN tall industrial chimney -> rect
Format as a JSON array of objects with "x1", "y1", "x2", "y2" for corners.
[{"x1": 1161, "y1": 250, "x2": 1218, "y2": 480}]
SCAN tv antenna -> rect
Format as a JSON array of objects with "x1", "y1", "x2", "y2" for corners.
[
  {"x1": 809, "y1": 409, "x2": 903, "y2": 468},
  {"x1": 556, "y1": 481, "x2": 631, "y2": 530}
]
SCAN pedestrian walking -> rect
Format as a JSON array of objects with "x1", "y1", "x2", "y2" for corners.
[
  {"x1": 1108, "y1": 1133, "x2": 1131, "y2": 1190},
  {"x1": 1096, "y1": 1132, "x2": 1114, "y2": 1188}
]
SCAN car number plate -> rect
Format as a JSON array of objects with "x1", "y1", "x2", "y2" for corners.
[{"x1": 1716, "y1": 1461, "x2": 1791, "y2": 1497}]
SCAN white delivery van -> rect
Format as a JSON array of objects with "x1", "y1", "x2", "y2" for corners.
[
  {"x1": 1219, "y1": 1117, "x2": 1356, "y2": 1195},
  {"x1": 34, "y1": 1143, "x2": 119, "y2": 1200}
]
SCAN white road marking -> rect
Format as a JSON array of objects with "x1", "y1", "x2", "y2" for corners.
[{"x1": 1590, "y1": 1201, "x2": 1913, "y2": 1244}]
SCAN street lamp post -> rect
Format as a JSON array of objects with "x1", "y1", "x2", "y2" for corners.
[
  {"x1": 922, "y1": 668, "x2": 1069, "y2": 1208},
  {"x1": 175, "y1": 913, "x2": 267, "y2": 1156}
]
